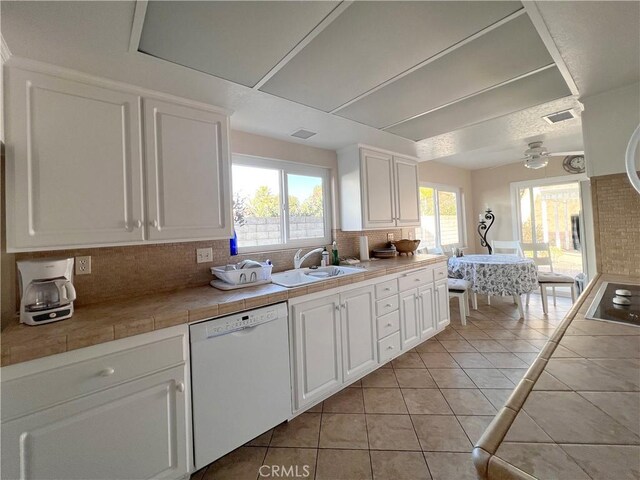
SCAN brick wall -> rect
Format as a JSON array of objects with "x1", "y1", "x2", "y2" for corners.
[
  {"x1": 6, "y1": 227, "x2": 412, "y2": 312},
  {"x1": 591, "y1": 173, "x2": 640, "y2": 277}
]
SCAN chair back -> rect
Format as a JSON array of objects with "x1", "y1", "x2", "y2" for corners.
[
  {"x1": 520, "y1": 242, "x2": 554, "y2": 271},
  {"x1": 491, "y1": 240, "x2": 524, "y2": 257}
]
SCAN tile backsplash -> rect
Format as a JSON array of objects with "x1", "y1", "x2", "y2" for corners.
[
  {"x1": 8, "y1": 228, "x2": 412, "y2": 312},
  {"x1": 591, "y1": 173, "x2": 640, "y2": 277}
]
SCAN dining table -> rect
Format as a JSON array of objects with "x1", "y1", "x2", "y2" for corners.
[{"x1": 447, "y1": 254, "x2": 538, "y2": 319}]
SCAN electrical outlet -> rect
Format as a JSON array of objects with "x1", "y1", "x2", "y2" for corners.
[
  {"x1": 387, "y1": 233, "x2": 394, "y2": 242},
  {"x1": 75, "y1": 256, "x2": 91, "y2": 275},
  {"x1": 196, "y1": 248, "x2": 213, "y2": 264}
]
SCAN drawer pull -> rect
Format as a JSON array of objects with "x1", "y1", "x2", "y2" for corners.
[
  {"x1": 385, "y1": 303, "x2": 392, "y2": 307},
  {"x1": 384, "y1": 287, "x2": 391, "y2": 291},
  {"x1": 414, "y1": 278, "x2": 420, "y2": 282},
  {"x1": 386, "y1": 322, "x2": 393, "y2": 327},
  {"x1": 386, "y1": 345, "x2": 394, "y2": 350},
  {"x1": 99, "y1": 367, "x2": 115, "y2": 377},
  {"x1": 176, "y1": 381, "x2": 185, "y2": 393}
]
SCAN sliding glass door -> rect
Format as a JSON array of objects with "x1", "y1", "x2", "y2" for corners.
[{"x1": 515, "y1": 180, "x2": 584, "y2": 278}]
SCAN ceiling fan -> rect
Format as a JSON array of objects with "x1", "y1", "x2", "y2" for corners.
[{"x1": 522, "y1": 141, "x2": 551, "y2": 169}]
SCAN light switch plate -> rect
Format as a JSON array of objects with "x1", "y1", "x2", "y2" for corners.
[
  {"x1": 75, "y1": 256, "x2": 91, "y2": 275},
  {"x1": 196, "y1": 248, "x2": 213, "y2": 264}
]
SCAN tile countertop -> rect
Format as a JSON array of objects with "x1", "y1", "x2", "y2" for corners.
[
  {"x1": 473, "y1": 273, "x2": 640, "y2": 480},
  {"x1": 0, "y1": 254, "x2": 446, "y2": 367}
]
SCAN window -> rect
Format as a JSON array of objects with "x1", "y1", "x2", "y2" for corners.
[
  {"x1": 232, "y1": 155, "x2": 331, "y2": 251},
  {"x1": 415, "y1": 184, "x2": 464, "y2": 251}
]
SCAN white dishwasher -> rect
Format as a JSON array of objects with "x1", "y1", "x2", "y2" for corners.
[{"x1": 190, "y1": 303, "x2": 291, "y2": 469}]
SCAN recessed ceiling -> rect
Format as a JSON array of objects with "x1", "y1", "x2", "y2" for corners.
[
  {"x1": 386, "y1": 66, "x2": 571, "y2": 141},
  {"x1": 139, "y1": 1, "x2": 340, "y2": 87},
  {"x1": 135, "y1": 0, "x2": 579, "y2": 147},
  {"x1": 7, "y1": 0, "x2": 630, "y2": 169},
  {"x1": 334, "y1": 14, "x2": 553, "y2": 129},
  {"x1": 260, "y1": 1, "x2": 522, "y2": 112}
]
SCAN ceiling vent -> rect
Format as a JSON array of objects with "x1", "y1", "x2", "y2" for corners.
[
  {"x1": 542, "y1": 109, "x2": 577, "y2": 124},
  {"x1": 290, "y1": 129, "x2": 317, "y2": 140}
]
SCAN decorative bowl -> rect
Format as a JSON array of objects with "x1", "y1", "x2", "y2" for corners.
[{"x1": 392, "y1": 239, "x2": 421, "y2": 256}]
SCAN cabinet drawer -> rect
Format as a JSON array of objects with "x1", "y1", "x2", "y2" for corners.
[
  {"x1": 376, "y1": 310, "x2": 400, "y2": 340},
  {"x1": 433, "y1": 264, "x2": 448, "y2": 282},
  {"x1": 2, "y1": 335, "x2": 185, "y2": 421},
  {"x1": 375, "y1": 279, "x2": 398, "y2": 299},
  {"x1": 398, "y1": 269, "x2": 431, "y2": 291},
  {"x1": 378, "y1": 332, "x2": 401, "y2": 363},
  {"x1": 376, "y1": 295, "x2": 399, "y2": 317}
]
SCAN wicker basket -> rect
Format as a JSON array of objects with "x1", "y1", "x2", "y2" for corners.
[{"x1": 392, "y1": 239, "x2": 421, "y2": 256}]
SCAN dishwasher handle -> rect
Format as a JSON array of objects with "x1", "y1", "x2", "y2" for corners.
[{"x1": 206, "y1": 324, "x2": 259, "y2": 338}]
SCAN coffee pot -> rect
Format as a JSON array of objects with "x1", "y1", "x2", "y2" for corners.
[{"x1": 17, "y1": 258, "x2": 77, "y2": 325}]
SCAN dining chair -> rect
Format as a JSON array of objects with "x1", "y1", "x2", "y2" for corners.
[
  {"x1": 520, "y1": 242, "x2": 577, "y2": 314},
  {"x1": 491, "y1": 240, "x2": 524, "y2": 257},
  {"x1": 428, "y1": 247, "x2": 476, "y2": 324}
]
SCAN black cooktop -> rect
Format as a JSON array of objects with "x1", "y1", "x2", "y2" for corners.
[{"x1": 586, "y1": 282, "x2": 640, "y2": 327}]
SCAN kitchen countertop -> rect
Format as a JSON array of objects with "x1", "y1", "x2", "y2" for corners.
[
  {"x1": 473, "y1": 273, "x2": 640, "y2": 480},
  {"x1": 1, "y1": 254, "x2": 446, "y2": 367}
]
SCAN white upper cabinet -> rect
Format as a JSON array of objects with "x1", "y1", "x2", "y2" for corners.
[
  {"x1": 144, "y1": 99, "x2": 231, "y2": 241},
  {"x1": 5, "y1": 68, "x2": 145, "y2": 249},
  {"x1": 360, "y1": 149, "x2": 396, "y2": 229},
  {"x1": 5, "y1": 66, "x2": 232, "y2": 251},
  {"x1": 393, "y1": 156, "x2": 421, "y2": 226},
  {"x1": 338, "y1": 145, "x2": 421, "y2": 231}
]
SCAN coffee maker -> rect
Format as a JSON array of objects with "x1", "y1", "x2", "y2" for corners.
[{"x1": 17, "y1": 258, "x2": 77, "y2": 325}]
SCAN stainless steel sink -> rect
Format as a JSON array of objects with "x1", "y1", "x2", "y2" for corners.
[{"x1": 271, "y1": 265, "x2": 364, "y2": 288}]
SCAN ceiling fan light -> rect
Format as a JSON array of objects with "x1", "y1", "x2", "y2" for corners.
[{"x1": 525, "y1": 157, "x2": 549, "y2": 169}]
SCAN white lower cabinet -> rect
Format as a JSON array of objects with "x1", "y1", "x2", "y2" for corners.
[
  {"x1": 1, "y1": 327, "x2": 191, "y2": 480},
  {"x1": 291, "y1": 286, "x2": 376, "y2": 411},
  {"x1": 435, "y1": 278, "x2": 451, "y2": 330},
  {"x1": 290, "y1": 296, "x2": 343, "y2": 411},
  {"x1": 341, "y1": 286, "x2": 377, "y2": 382},
  {"x1": 418, "y1": 284, "x2": 436, "y2": 338},
  {"x1": 399, "y1": 288, "x2": 421, "y2": 350}
]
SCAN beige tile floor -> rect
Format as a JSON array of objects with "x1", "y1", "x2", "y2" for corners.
[{"x1": 192, "y1": 294, "x2": 573, "y2": 480}]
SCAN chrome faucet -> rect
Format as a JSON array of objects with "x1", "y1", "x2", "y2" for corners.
[{"x1": 293, "y1": 247, "x2": 324, "y2": 269}]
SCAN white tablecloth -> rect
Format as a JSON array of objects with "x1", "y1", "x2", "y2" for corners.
[{"x1": 448, "y1": 254, "x2": 538, "y2": 296}]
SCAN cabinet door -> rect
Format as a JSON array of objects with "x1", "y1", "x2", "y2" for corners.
[
  {"x1": 393, "y1": 156, "x2": 421, "y2": 227},
  {"x1": 291, "y1": 297, "x2": 342, "y2": 410},
  {"x1": 144, "y1": 98, "x2": 232, "y2": 241},
  {"x1": 435, "y1": 279, "x2": 451, "y2": 330},
  {"x1": 399, "y1": 289, "x2": 420, "y2": 350},
  {"x1": 418, "y1": 284, "x2": 436, "y2": 339},
  {"x1": 340, "y1": 286, "x2": 377, "y2": 382},
  {"x1": 5, "y1": 68, "x2": 145, "y2": 249},
  {"x1": 1, "y1": 367, "x2": 188, "y2": 480},
  {"x1": 360, "y1": 149, "x2": 396, "y2": 229}
]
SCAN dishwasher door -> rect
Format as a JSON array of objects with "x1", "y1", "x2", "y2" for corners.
[{"x1": 190, "y1": 304, "x2": 291, "y2": 469}]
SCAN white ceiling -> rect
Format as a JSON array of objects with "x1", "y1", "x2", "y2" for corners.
[
  {"x1": 535, "y1": 1, "x2": 640, "y2": 98},
  {"x1": 139, "y1": 1, "x2": 339, "y2": 87},
  {"x1": 2, "y1": 1, "x2": 638, "y2": 169}
]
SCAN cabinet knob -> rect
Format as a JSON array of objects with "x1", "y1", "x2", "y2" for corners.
[
  {"x1": 341, "y1": 303, "x2": 346, "y2": 309},
  {"x1": 386, "y1": 322, "x2": 393, "y2": 327},
  {"x1": 100, "y1": 367, "x2": 115, "y2": 377},
  {"x1": 176, "y1": 381, "x2": 185, "y2": 393},
  {"x1": 335, "y1": 305, "x2": 340, "y2": 312},
  {"x1": 384, "y1": 287, "x2": 391, "y2": 291},
  {"x1": 414, "y1": 278, "x2": 420, "y2": 282},
  {"x1": 136, "y1": 219, "x2": 143, "y2": 229},
  {"x1": 151, "y1": 220, "x2": 159, "y2": 228},
  {"x1": 387, "y1": 345, "x2": 394, "y2": 350}
]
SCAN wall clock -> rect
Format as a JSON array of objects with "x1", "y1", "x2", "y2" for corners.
[{"x1": 563, "y1": 155, "x2": 585, "y2": 174}]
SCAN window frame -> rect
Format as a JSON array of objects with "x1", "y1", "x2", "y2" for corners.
[
  {"x1": 416, "y1": 182, "x2": 466, "y2": 252},
  {"x1": 232, "y1": 154, "x2": 332, "y2": 253}
]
